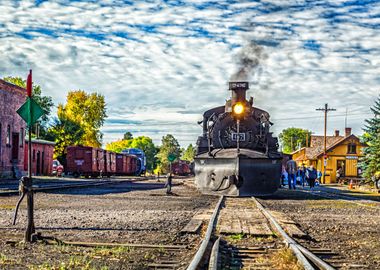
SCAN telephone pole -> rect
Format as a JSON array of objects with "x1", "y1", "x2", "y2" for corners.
[{"x1": 316, "y1": 103, "x2": 336, "y2": 184}]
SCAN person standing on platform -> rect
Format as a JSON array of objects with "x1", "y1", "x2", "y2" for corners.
[
  {"x1": 306, "y1": 165, "x2": 318, "y2": 189},
  {"x1": 298, "y1": 164, "x2": 306, "y2": 187},
  {"x1": 286, "y1": 156, "x2": 297, "y2": 189},
  {"x1": 165, "y1": 173, "x2": 173, "y2": 195}
]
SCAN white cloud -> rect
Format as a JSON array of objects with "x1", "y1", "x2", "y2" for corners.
[{"x1": 0, "y1": 0, "x2": 379, "y2": 148}]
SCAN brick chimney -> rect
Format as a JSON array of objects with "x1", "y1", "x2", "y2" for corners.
[
  {"x1": 334, "y1": 130, "x2": 340, "y2": 137},
  {"x1": 345, "y1": 127, "x2": 352, "y2": 137}
]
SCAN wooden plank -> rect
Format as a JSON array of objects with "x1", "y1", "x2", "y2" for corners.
[{"x1": 181, "y1": 219, "x2": 203, "y2": 233}]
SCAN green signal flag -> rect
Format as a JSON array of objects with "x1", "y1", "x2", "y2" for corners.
[
  {"x1": 167, "y1": 153, "x2": 176, "y2": 162},
  {"x1": 17, "y1": 97, "x2": 46, "y2": 127}
]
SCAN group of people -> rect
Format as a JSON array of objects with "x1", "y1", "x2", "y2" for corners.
[{"x1": 282, "y1": 157, "x2": 320, "y2": 189}]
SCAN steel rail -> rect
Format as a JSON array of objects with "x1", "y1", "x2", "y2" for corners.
[
  {"x1": 0, "y1": 177, "x2": 152, "y2": 196},
  {"x1": 252, "y1": 197, "x2": 335, "y2": 270},
  {"x1": 187, "y1": 195, "x2": 224, "y2": 270},
  {"x1": 208, "y1": 237, "x2": 220, "y2": 270}
]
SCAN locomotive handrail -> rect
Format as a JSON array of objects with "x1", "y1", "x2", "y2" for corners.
[{"x1": 187, "y1": 195, "x2": 224, "y2": 270}]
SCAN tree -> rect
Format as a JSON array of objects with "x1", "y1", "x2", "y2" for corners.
[
  {"x1": 123, "y1": 131, "x2": 133, "y2": 140},
  {"x1": 361, "y1": 95, "x2": 380, "y2": 180},
  {"x1": 278, "y1": 127, "x2": 312, "y2": 154},
  {"x1": 106, "y1": 136, "x2": 157, "y2": 172},
  {"x1": 156, "y1": 134, "x2": 181, "y2": 173},
  {"x1": 58, "y1": 90, "x2": 107, "y2": 147},
  {"x1": 181, "y1": 144, "x2": 196, "y2": 162},
  {"x1": 3, "y1": 76, "x2": 54, "y2": 138},
  {"x1": 47, "y1": 113, "x2": 84, "y2": 165}
]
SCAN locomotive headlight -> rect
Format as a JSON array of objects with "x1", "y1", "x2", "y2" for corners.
[{"x1": 233, "y1": 102, "x2": 244, "y2": 115}]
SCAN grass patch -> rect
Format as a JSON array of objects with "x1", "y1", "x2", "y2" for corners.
[
  {"x1": 228, "y1": 233, "x2": 245, "y2": 241},
  {"x1": 0, "y1": 204, "x2": 15, "y2": 210},
  {"x1": 0, "y1": 253, "x2": 19, "y2": 266},
  {"x1": 306, "y1": 200, "x2": 359, "y2": 209},
  {"x1": 272, "y1": 248, "x2": 303, "y2": 270}
]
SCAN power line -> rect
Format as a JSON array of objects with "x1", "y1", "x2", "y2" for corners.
[{"x1": 272, "y1": 112, "x2": 372, "y2": 121}]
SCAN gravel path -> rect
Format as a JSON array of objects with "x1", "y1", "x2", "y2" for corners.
[{"x1": 0, "y1": 178, "x2": 217, "y2": 269}]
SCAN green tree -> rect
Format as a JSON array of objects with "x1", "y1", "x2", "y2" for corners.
[
  {"x1": 156, "y1": 134, "x2": 181, "y2": 173},
  {"x1": 361, "y1": 95, "x2": 380, "y2": 180},
  {"x1": 123, "y1": 131, "x2": 133, "y2": 140},
  {"x1": 3, "y1": 76, "x2": 54, "y2": 138},
  {"x1": 181, "y1": 144, "x2": 196, "y2": 162},
  {"x1": 106, "y1": 136, "x2": 157, "y2": 172},
  {"x1": 278, "y1": 127, "x2": 312, "y2": 154},
  {"x1": 47, "y1": 113, "x2": 84, "y2": 164},
  {"x1": 59, "y1": 90, "x2": 107, "y2": 147}
]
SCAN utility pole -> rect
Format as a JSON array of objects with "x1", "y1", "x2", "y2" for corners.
[{"x1": 316, "y1": 103, "x2": 336, "y2": 184}]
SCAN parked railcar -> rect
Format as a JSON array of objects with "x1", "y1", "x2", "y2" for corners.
[
  {"x1": 172, "y1": 160, "x2": 192, "y2": 176},
  {"x1": 122, "y1": 148, "x2": 146, "y2": 175},
  {"x1": 104, "y1": 151, "x2": 116, "y2": 177},
  {"x1": 66, "y1": 146, "x2": 105, "y2": 177}
]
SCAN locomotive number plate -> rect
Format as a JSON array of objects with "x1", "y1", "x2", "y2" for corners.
[{"x1": 231, "y1": 133, "x2": 246, "y2": 141}]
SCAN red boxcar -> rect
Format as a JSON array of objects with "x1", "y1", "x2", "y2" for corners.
[
  {"x1": 172, "y1": 160, "x2": 191, "y2": 176},
  {"x1": 66, "y1": 146, "x2": 105, "y2": 177},
  {"x1": 115, "y1": 153, "x2": 127, "y2": 175},
  {"x1": 126, "y1": 154, "x2": 137, "y2": 175},
  {"x1": 104, "y1": 151, "x2": 116, "y2": 176},
  {"x1": 115, "y1": 153, "x2": 137, "y2": 175}
]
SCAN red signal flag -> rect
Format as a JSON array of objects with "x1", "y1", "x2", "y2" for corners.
[{"x1": 26, "y1": 69, "x2": 32, "y2": 97}]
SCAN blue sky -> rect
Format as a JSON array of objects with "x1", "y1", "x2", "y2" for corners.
[{"x1": 0, "y1": 0, "x2": 379, "y2": 147}]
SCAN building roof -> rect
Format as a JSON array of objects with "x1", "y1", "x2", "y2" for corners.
[
  {"x1": 26, "y1": 138, "x2": 55, "y2": 145},
  {"x1": 0, "y1": 79, "x2": 27, "y2": 95},
  {"x1": 292, "y1": 133, "x2": 365, "y2": 161}
]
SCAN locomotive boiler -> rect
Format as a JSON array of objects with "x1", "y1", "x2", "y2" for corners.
[{"x1": 194, "y1": 82, "x2": 282, "y2": 196}]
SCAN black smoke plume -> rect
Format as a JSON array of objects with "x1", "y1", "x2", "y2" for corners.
[{"x1": 230, "y1": 41, "x2": 266, "y2": 81}]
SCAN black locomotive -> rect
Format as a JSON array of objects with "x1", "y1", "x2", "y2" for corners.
[{"x1": 194, "y1": 82, "x2": 282, "y2": 196}]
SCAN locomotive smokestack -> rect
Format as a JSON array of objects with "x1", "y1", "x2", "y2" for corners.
[{"x1": 229, "y1": 81, "x2": 249, "y2": 103}]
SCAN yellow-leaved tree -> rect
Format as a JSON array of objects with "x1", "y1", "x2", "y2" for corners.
[{"x1": 58, "y1": 90, "x2": 107, "y2": 148}]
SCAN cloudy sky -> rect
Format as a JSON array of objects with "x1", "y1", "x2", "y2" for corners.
[{"x1": 1, "y1": 0, "x2": 378, "y2": 147}]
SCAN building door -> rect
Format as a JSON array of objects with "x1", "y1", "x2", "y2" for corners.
[
  {"x1": 41, "y1": 151, "x2": 45, "y2": 175},
  {"x1": 336, "y1": 160, "x2": 345, "y2": 177},
  {"x1": 11, "y1": 132, "x2": 19, "y2": 161},
  {"x1": 36, "y1": 151, "x2": 41, "y2": 175}
]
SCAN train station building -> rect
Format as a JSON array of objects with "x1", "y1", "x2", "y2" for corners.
[
  {"x1": 292, "y1": 128, "x2": 367, "y2": 183},
  {"x1": 0, "y1": 79, "x2": 27, "y2": 178}
]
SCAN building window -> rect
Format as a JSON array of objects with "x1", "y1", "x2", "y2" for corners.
[
  {"x1": 6, "y1": 125, "x2": 10, "y2": 145},
  {"x1": 20, "y1": 128, "x2": 24, "y2": 147},
  {"x1": 347, "y1": 144, "x2": 356, "y2": 154}
]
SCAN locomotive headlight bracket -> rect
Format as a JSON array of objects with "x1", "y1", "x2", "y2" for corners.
[{"x1": 233, "y1": 102, "x2": 245, "y2": 115}]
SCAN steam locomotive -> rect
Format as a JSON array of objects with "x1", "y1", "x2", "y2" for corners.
[{"x1": 194, "y1": 82, "x2": 282, "y2": 196}]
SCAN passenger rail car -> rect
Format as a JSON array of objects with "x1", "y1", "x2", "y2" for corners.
[{"x1": 194, "y1": 82, "x2": 282, "y2": 196}]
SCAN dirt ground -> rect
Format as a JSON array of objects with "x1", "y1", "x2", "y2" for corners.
[
  {"x1": 258, "y1": 188, "x2": 380, "y2": 270},
  {"x1": 0, "y1": 178, "x2": 217, "y2": 270}
]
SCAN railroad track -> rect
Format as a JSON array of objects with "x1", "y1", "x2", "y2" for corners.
[
  {"x1": 0, "y1": 176, "x2": 155, "y2": 196},
  {"x1": 186, "y1": 196, "x2": 353, "y2": 270},
  {"x1": 299, "y1": 187, "x2": 380, "y2": 209}
]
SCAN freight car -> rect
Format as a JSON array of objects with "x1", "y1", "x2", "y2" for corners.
[
  {"x1": 66, "y1": 146, "x2": 138, "y2": 177},
  {"x1": 122, "y1": 148, "x2": 146, "y2": 175},
  {"x1": 194, "y1": 82, "x2": 282, "y2": 196},
  {"x1": 172, "y1": 160, "x2": 192, "y2": 176}
]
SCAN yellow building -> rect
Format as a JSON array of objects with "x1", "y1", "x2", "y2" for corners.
[{"x1": 292, "y1": 128, "x2": 366, "y2": 183}]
